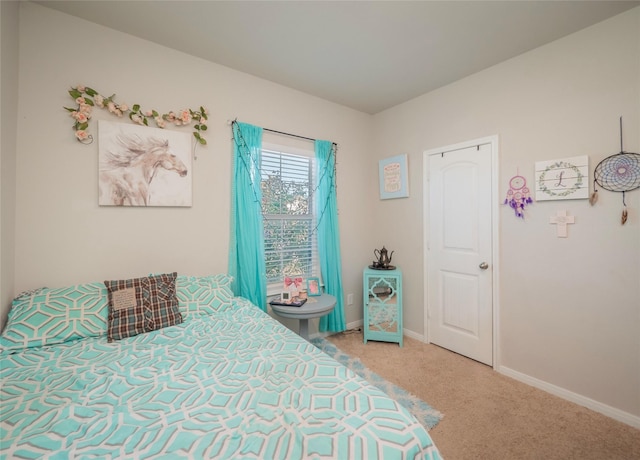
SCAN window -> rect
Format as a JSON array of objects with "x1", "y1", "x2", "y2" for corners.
[{"x1": 261, "y1": 147, "x2": 319, "y2": 290}]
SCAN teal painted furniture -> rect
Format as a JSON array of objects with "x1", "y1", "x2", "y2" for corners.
[
  {"x1": 363, "y1": 267, "x2": 403, "y2": 347},
  {"x1": 270, "y1": 293, "x2": 336, "y2": 340}
]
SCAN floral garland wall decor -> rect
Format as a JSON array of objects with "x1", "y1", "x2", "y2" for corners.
[{"x1": 64, "y1": 85, "x2": 208, "y2": 147}]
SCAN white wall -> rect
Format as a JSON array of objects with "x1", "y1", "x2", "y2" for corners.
[
  {"x1": 0, "y1": 0, "x2": 20, "y2": 331},
  {"x1": 8, "y1": 2, "x2": 375, "y2": 330},
  {"x1": 372, "y1": 8, "x2": 640, "y2": 420}
]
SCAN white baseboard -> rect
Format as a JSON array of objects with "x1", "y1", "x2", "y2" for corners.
[
  {"x1": 313, "y1": 324, "x2": 421, "y2": 343},
  {"x1": 403, "y1": 328, "x2": 424, "y2": 342},
  {"x1": 309, "y1": 319, "x2": 363, "y2": 340},
  {"x1": 499, "y1": 366, "x2": 640, "y2": 429},
  {"x1": 343, "y1": 323, "x2": 422, "y2": 341},
  {"x1": 321, "y1": 323, "x2": 640, "y2": 429}
]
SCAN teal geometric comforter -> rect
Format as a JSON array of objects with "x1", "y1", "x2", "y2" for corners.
[{"x1": 1, "y1": 298, "x2": 441, "y2": 459}]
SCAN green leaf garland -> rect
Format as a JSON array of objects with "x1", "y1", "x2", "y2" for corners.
[{"x1": 65, "y1": 85, "x2": 208, "y2": 146}]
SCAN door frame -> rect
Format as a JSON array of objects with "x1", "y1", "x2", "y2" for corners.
[{"x1": 422, "y1": 135, "x2": 500, "y2": 370}]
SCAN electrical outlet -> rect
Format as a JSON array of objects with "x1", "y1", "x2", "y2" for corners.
[{"x1": 347, "y1": 293, "x2": 354, "y2": 305}]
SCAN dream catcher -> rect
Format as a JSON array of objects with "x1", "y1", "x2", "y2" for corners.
[
  {"x1": 504, "y1": 171, "x2": 533, "y2": 218},
  {"x1": 590, "y1": 118, "x2": 640, "y2": 225}
]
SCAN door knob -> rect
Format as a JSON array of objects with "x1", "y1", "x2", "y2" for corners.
[{"x1": 479, "y1": 262, "x2": 489, "y2": 270}]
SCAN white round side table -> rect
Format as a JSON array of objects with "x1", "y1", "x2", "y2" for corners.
[{"x1": 270, "y1": 293, "x2": 337, "y2": 340}]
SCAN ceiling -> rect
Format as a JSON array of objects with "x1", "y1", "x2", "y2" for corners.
[{"x1": 35, "y1": 1, "x2": 639, "y2": 114}]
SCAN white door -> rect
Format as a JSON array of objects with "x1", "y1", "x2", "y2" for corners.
[{"x1": 426, "y1": 141, "x2": 494, "y2": 365}]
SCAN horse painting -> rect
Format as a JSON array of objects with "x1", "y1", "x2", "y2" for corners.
[{"x1": 99, "y1": 132, "x2": 190, "y2": 206}]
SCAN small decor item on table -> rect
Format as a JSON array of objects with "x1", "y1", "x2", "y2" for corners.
[
  {"x1": 270, "y1": 276, "x2": 307, "y2": 307},
  {"x1": 284, "y1": 276, "x2": 303, "y2": 297},
  {"x1": 591, "y1": 117, "x2": 640, "y2": 225},
  {"x1": 307, "y1": 277, "x2": 321, "y2": 296},
  {"x1": 270, "y1": 291, "x2": 307, "y2": 307},
  {"x1": 370, "y1": 246, "x2": 395, "y2": 270},
  {"x1": 504, "y1": 172, "x2": 533, "y2": 218}
]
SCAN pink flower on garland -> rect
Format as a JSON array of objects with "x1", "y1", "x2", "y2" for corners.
[
  {"x1": 75, "y1": 130, "x2": 89, "y2": 141},
  {"x1": 179, "y1": 109, "x2": 192, "y2": 124}
]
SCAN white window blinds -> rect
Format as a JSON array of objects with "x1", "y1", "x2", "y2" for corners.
[{"x1": 261, "y1": 148, "x2": 318, "y2": 285}]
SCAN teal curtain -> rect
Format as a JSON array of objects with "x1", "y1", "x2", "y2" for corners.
[
  {"x1": 229, "y1": 122, "x2": 267, "y2": 311},
  {"x1": 315, "y1": 140, "x2": 346, "y2": 333}
]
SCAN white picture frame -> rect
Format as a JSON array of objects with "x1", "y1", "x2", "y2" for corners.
[{"x1": 535, "y1": 155, "x2": 589, "y2": 201}]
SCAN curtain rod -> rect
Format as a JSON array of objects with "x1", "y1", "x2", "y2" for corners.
[{"x1": 229, "y1": 119, "x2": 337, "y2": 147}]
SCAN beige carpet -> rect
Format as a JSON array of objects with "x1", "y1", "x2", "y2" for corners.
[{"x1": 326, "y1": 331, "x2": 640, "y2": 460}]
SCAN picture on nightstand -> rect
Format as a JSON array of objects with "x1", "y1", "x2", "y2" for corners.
[
  {"x1": 284, "y1": 276, "x2": 303, "y2": 297},
  {"x1": 307, "y1": 277, "x2": 321, "y2": 296}
]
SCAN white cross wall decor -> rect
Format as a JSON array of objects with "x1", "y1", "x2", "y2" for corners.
[{"x1": 549, "y1": 210, "x2": 575, "y2": 237}]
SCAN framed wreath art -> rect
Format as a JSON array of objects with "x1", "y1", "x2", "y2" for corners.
[{"x1": 535, "y1": 156, "x2": 589, "y2": 201}]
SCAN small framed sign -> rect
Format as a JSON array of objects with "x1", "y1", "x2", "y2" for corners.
[
  {"x1": 379, "y1": 154, "x2": 409, "y2": 200},
  {"x1": 535, "y1": 155, "x2": 589, "y2": 201}
]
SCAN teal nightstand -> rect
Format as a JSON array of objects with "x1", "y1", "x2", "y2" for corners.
[{"x1": 363, "y1": 267, "x2": 403, "y2": 347}]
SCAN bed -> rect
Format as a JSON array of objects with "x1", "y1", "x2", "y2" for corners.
[{"x1": 1, "y1": 273, "x2": 441, "y2": 459}]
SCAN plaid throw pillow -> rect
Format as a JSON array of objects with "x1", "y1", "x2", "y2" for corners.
[{"x1": 104, "y1": 272, "x2": 182, "y2": 342}]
